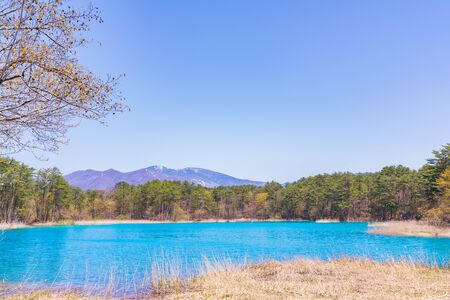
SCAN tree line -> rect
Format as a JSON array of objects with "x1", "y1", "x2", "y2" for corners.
[
  {"x1": 0, "y1": 144, "x2": 448, "y2": 225},
  {"x1": 0, "y1": 1, "x2": 446, "y2": 226}
]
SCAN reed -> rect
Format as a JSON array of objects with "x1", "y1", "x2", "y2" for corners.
[
  {"x1": 368, "y1": 221, "x2": 450, "y2": 237},
  {"x1": 156, "y1": 258, "x2": 450, "y2": 300},
  {"x1": 2, "y1": 256, "x2": 449, "y2": 299}
]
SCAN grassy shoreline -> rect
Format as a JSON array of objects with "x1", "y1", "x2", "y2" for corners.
[
  {"x1": 158, "y1": 258, "x2": 450, "y2": 299},
  {"x1": 368, "y1": 221, "x2": 450, "y2": 238},
  {"x1": 0, "y1": 222, "x2": 30, "y2": 230},
  {"x1": 3, "y1": 258, "x2": 449, "y2": 299},
  {"x1": 0, "y1": 218, "x2": 292, "y2": 230}
]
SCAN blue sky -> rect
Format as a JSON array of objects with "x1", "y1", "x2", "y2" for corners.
[{"x1": 14, "y1": 0, "x2": 450, "y2": 182}]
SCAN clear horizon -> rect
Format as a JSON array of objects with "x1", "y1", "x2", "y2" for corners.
[{"x1": 12, "y1": 0, "x2": 450, "y2": 182}]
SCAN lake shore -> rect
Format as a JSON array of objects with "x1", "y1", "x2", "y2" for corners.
[
  {"x1": 71, "y1": 218, "x2": 291, "y2": 225},
  {"x1": 315, "y1": 218, "x2": 341, "y2": 223},
  {"x1": 0, "y1": 223, "x2": 30, "y2": 230},
  {"x1": 5, "y1": 258, "x2": 447, "y2": 299},
  {"x1": 157, "y1": 258, "x2": 450, "y2": 300},
  {"x1": 0, "y1": 218, "x2": 293, "y2": 230},
  {"x1": 368, "y1": 221, "x2": 450, "y2": 238}
]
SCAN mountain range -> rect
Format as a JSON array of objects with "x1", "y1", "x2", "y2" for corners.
[{"x1": 64, "y1": 165, "x2": 265, "y2": 190}]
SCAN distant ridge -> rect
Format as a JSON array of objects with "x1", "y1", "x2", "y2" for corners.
[{"x1": 64, "y1": 165, "x2": 266, "y2": 190}]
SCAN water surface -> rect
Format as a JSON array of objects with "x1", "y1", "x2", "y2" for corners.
[{"x1": 1, "y1": 222, "x2": 448, "y2": 294}]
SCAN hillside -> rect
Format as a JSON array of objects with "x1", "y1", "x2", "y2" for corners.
[{"x1": 65, "y1": 165, "x2": 265, "y2": 190}]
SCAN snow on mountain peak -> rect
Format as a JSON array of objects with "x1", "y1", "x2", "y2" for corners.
[
  {"x1": 148, "y1": 165, "x2": 166, "y2": 171},
  {"x1": 65, "y1": 165, "x2": 265, "y2": 190}
]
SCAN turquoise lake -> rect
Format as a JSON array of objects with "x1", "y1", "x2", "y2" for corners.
[{"x1": 1, "y1": 222, "x2": 449, "y2": 295}]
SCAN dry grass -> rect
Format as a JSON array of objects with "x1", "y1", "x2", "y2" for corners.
[
  {"x1": 157, "y1": 258, "x2": 450, "y2": 300},
  {"x1": 368, "y1": 221, "x2": 450, "y2": 237},
  {"x1": 0, "y1": 222, "x2": 30, "y2": 230},
  {"x1": 0, "y1": 219, "x2": 292, "y2": 231},
  {"x1": 3, "y1": 291, "x2": 100, "y2": 300},
  {"x1": 2, "y1": 258, "x2": 449, "y2": 299},
  {"x1": 0, "y1": 283, "x2": 105, "y2": 300},
  {"x1": 315, "y1": 219, "x2": 340, "y2": 223}
]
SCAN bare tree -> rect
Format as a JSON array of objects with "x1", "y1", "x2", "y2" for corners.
[{"x1": 0, "y1": 0, "x2": 125, "y2": 154}]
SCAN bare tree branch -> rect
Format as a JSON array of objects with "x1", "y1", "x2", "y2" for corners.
[{"x1": 0, "y1": 0, "x2": 125, "y2": 155}]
